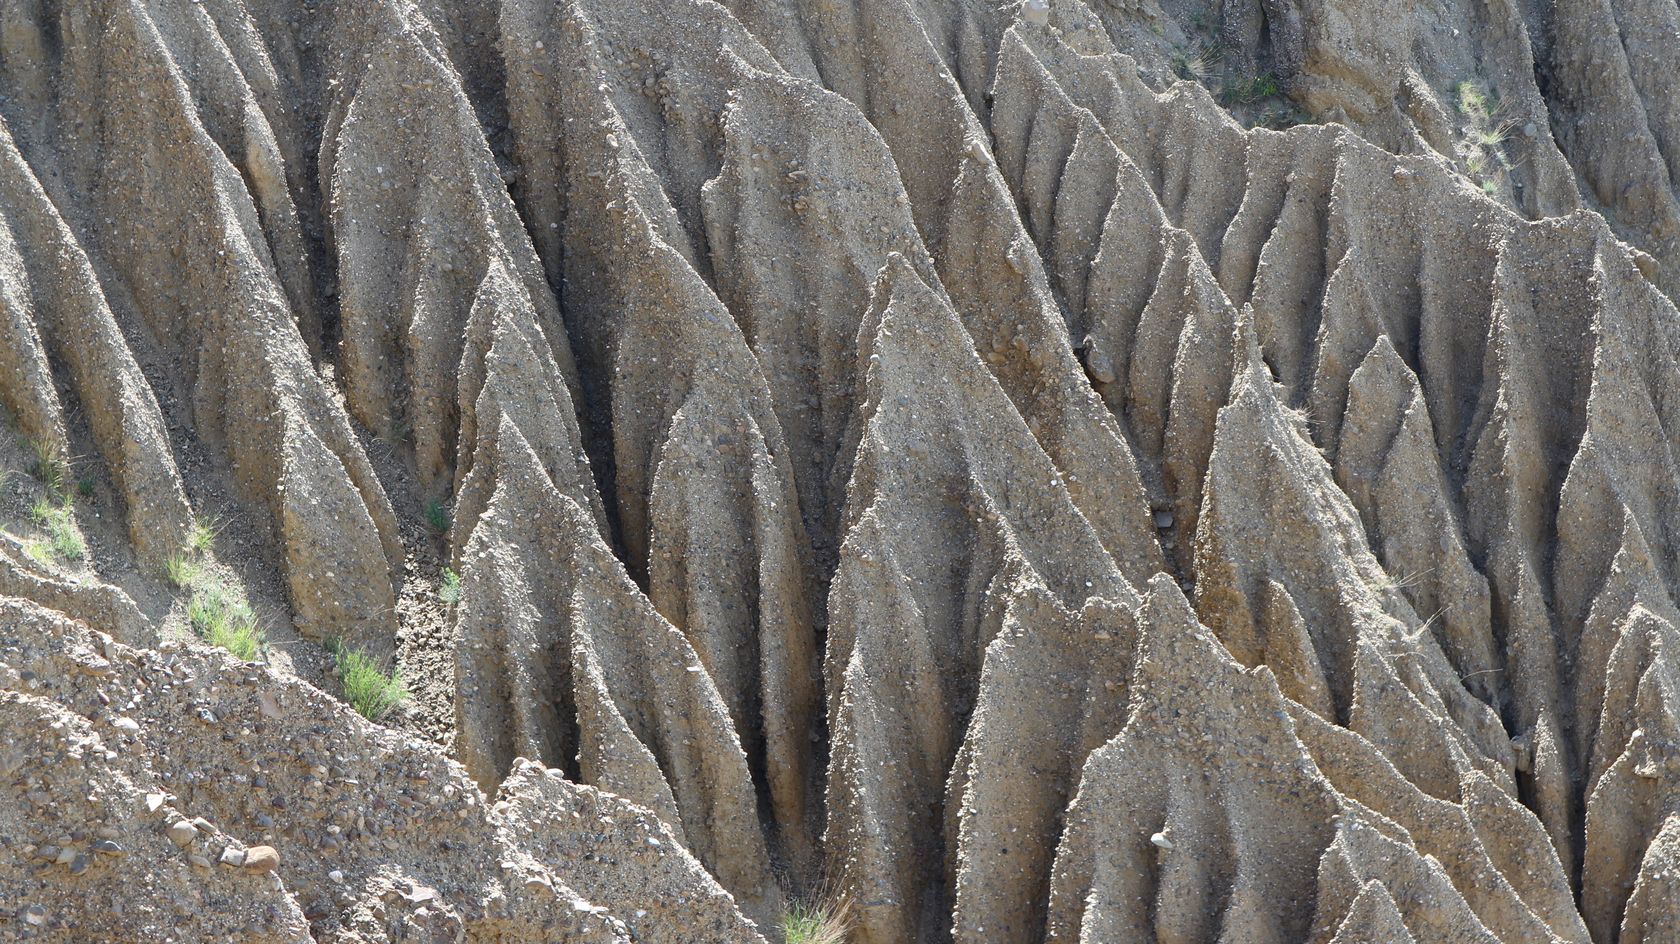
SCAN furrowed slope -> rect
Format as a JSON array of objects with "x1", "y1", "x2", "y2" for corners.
[{"x1": 0, "y1": 1, "x2": 1678, "y2": 942}]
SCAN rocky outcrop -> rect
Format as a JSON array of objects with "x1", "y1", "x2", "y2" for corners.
[
  {"x1": 0, "y1": 596, "x2": 761, "y2": 942},
  {"x1": 0, "y1": 0, "x2": 1679, "y2": 941}
]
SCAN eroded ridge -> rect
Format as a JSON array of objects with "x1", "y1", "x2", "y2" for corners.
[{"x1": 0, "y1": 0, "x2": 1678, "y2": 942}]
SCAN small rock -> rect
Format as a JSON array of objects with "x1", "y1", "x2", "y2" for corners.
[
  {"x1": 1150, "y1": 831, "x2": 1175, "y2": 850},
  {"x1": 22, "y1": 904, "x2": 46, "y2": 926},
  {"x1": 145, "y1": 793, "x2": 165, "y2": 814},
  {"x1": 55, "y1": 847, "x2": 76, "y2": 866},
  {"x1": 243, "y1": 846, "x2": 280, "y2": 873},
  {"x1": 92, "y1": 839, "x2": 125, "y2": 856},
  {"x1": 188, "y1": 854, "x2": 212, "y2": 869},
  {"x1": 1023, "y1": 0, "x2": 1050, "y2": 25},
  {"x1": 166, "y1": 821, "x2": 198, "y2": 848},
  {"x1": 219, "y1": 847, "x2": 246, "y2": 868},
  {"x1": 328, "y1": 869, "x2": 345, "y2": 883},
  {"x1": 1085, "y1": 348, "x2": 1116, "y2": 385},
  {"x1": 111, "y1": 717, "x2": 140, "y2": 733}
]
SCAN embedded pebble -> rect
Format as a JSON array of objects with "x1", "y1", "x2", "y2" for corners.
[
  {"x1": 167, "y1": 820, "x2": 199, "y2": 847},
  {"x1": 243, "y1": 846, "x2": 280, "y2": 873}
]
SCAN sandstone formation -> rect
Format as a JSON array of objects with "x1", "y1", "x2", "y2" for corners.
[{"x1": 0, "y1": 0, "x2": 1676, "y2": 942}]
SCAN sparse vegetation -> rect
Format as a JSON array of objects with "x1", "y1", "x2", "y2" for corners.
[
  {"x1": 187, "y1": 581, "x2": 265, "y2": 662},
  {"x1": 1455, "y1": 80, "x2": 1490, "y2": 121},
  {"x1": 1220, "y1": 72, "x2": 1282, "y2": 107},
  {"x1": 164, "y1": 518, "x2": 264, "y2": 661},
  {"x1": 440, "y1": 567, "x2": 462, "y2": 604},
  {"x1": 27, "y1": 439, "x2": 66, "y2": 495},
  {"x1": 164, "y1": 552, "x2": 203, "y2": 589},
  {"x1": 326, "y1": 638, "x2": 409, "y2": 721},
  {"x1": 1168, "y1": 42, "x2": 1294, "y2": 128},
  {"x1": 379, "y1": 416, "x2": 413, "y2": 449},
  {"x1": 425, "y1": 498, "x2": 450, "y2": 533},
  {"x1": 1454, "y1": 79, "x2": 1515, "y2": 193},
  {"x1": 782, "y1": 898, "x2": 852, "y2": 944},
  {"x1": 76, "y1": 476, "x2": 95, "y2": 499},
  {"x1": 186, "y1": 516, "x2": 218, "y2": 555},
  {"x1": 29, "y1": 498, "x2": 84, "y2": 563},
  {"x1": 1172, "y1": 42, "x2": 1220, "y2": 83},
  {"x1": 22, "y1": 540, "x2": 54, "y2": 568}
]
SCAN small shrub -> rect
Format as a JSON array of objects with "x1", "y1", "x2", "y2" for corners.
[
  {"x1": 76, "y1": 477, "x2": 95, "y2": 499},
  {"x1": 439, "y1": 567, "x2": 462, "y2": 605},
  {"x1": 424, "y1": 499, "x2": 450, "y2": 533},
  {"x1": 29, "y1": 498, "x2": 83, "y2": 563},
  {"x1": 188, "y1": 582, "x2": 265, "y2": 662},
  {"x1": 327, "y1": 639, "x2": 409, "y2": 721},
  {"x1": 782, "y1": 898, "x2": 852, "y2": 944}
]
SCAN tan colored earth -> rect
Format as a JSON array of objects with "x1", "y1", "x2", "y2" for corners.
[{"x1": 0, "y1": 0, "x2": 1677, "y2": 941}]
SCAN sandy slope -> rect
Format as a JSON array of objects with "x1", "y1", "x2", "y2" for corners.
[{"x1": 0, "y1": 0, "x2": 1677, "y2": 941}]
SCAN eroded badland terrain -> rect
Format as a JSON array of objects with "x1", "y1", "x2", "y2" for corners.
[{"x1": 0, "y1": 0, "x2": 1677, "y2": 940}]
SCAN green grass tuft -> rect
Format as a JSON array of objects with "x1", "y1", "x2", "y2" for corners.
[
  {"x1": 164, "y1": 553, "x2": 202, "y2": 589},
  {"x1": 22, "y1": 540, "x2": 54, "y2": 568},
  {"x1": 29, "y1": 498, "x2": 83, "y2": 562},
  {"x1": 1220, "y1": 72, "x2": 1281, "y2": 106},
  {"x1": 1453, "y1": 78, "x2": 1515, "y2": 192},
  {"x1": 327, "y1": 639, "x2": 409, "y2": 722},
  {"x1": 27, "y1": 440, "x2": 66, "y2": 495},
  {"x1": 424, "y1": 498, "x2": 450, "y2": 533},
  {"x1": 782, "y1": 898, "x2": 852, "y2": 944},
  {"x1": 1455, "y1": 80, "x2": 1489, "y2": 118},
  {"x1": 187, "y1": 582, "x2": 265, "y2": 662},
  {"x1": 186, "y1": 516, "x2": 217, "y2": 555},
  {"x1": 76, "y1": 477, "x2": 95, "y2": 499},
  {"x1": 440, "y1": 567, "x2": 462, "y2": 605}
]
